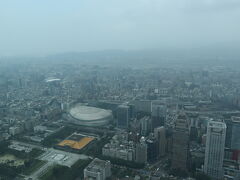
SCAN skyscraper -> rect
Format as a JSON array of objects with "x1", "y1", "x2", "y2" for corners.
[
  {"x1": 140, "y1": 116, "x2": 152, "y2": 136},
  {"x1": 135, "y1": 137, "x2": 147, "y2": 164},
  {"x1": 172, "y1": 112, "x2": 189, "y2": 170},
  {"x1": 146, "y1": 137, "x2": 158, "y2": 163},
  {"x1": 117, "y1": 105, "x2": 129, "y2": 129},
  {"x1": 151, "y1": 104, "x2": 166, "y2": 129},
  {"x1": 226, "y1": 116, "x2": 240, "y2": 150},
  {"x1": 154, "y1": 126, "x2": 166, "y2": 157},
  {"x1": 204, "y1": 121, "x2": 226, "y2": 180}
]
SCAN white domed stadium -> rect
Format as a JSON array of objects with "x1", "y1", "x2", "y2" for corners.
[{"x1": 68, "y1": 104, "x2": 112, "y2": 127}]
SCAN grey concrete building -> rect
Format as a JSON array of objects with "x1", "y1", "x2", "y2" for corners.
[
  {"x1": 84, "y1": 158, "x2": 111, "y2": 180},
  {"x1": 204, "y1": 121, "x2": 226, "y2": 180}
]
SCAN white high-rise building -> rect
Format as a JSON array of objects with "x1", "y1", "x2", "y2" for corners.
[
  {"x1": 204, "y1": 121, "x2": 226, "y2": 180},
  {"x1": 84, "y1": 158, "x2": 111, "y2": 180}
]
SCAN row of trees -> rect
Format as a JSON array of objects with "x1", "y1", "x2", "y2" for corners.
[
  {"x1": 0, "y1": 141, "x2": 10, "y2": 154},
  {"x1": 42, "y1": 126, "x2": 75, "y2": 146},
  {"x1": 0, "y1": 164, "x2": 19, "y2": 179},
  {"x1": 0, "y1": 140, "x2": 44, "y2": 179}
]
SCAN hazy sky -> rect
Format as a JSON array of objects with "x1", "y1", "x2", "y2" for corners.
[{"x1": 0, "y1": 0, "x2": 240, "y2": 56}]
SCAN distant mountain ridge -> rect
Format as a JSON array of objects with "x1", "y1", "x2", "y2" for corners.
[{"x1": 1, "y1": 45, "x2": 240, "y2": 67}]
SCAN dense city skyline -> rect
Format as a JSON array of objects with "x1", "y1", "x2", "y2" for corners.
[{"x1": 1, "y1": 0, "x2": 240, "y2": 180}]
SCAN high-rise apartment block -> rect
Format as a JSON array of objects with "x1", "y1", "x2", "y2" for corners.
[
  {"x1": 135, "y1": 137, "x2": 148, "y2": 164},
  {"x1": 151, "y1": 104, "x2": 166, "y2": 129},
  {"x1": 172, "y1": 112, "x2": 189, "y2": 170},
  {"x1": 226, "y1": 116, "x2": 240, "y2": 150},
  {"x1": 154, "y1": 126, "x2": 166, "y2": 157},
  {"x1": 117, "y1": 105, "x2": 129, "y2": 129},
  {"x1": 140, "y1": 116, "x2": 152, "y2": 136}
]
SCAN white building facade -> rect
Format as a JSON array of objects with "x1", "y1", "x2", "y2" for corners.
[
  {"x1": 204, "y1": 121, "x2": 226, "y2": 180},
  {"x1": 84, "y1": 158, "x2": 111, "y2": 180}
]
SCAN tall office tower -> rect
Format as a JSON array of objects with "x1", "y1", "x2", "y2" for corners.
[
  {"x1": 117, "y1": 105, "x2": 129, "y2": 129},
  {"x1": 204, "y1": 121, "x2": 226, "y2": 180},
  {"x1": 226, "y1": 117, "x2": 240, "y2": 151},
  {"x1": 172, "y1": 112, "x2": 189, "y2": 170},
  {"x1": 154, "y1": 126, "x2": 166, "y2": 157},
  {"x1": 18, "y1": 78, "x2": 23, "y2": 88},
  {"x1": 146, "y1": 134, "x2": 158, "y2": 162},
  {"x1": 151, "y1": 104, "x2": 166, "y2": 130},
  {"x1": 140, "y1": 116, "x2": 152, "y2": 136},
  {"x1": 127, "y1": 103, "x2": 135, "y2": 119},
  {"x1": 135, "y1": 137, "x2": 148, "y2": 164},
  {"x1": 133, "y1": 100, "x2": 152, "y2": 114},
  {"x1": 166, "y1": 130, "x2": 173, "y2": 154}
]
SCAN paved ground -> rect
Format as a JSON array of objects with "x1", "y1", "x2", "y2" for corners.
[
  {"x1": 39, "y1": 148, "x2": 89, "y2": 167},
  {"x1": 12, "y1": 140, "x2": 90, "y2": 180},
  {"x1": 27, "y1": 161, "x2": 55, "y2": 180}
]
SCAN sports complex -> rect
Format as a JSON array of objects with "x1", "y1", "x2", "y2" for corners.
[{"x1": 68, "y1": 104, "x2": 113, "y2": 127}]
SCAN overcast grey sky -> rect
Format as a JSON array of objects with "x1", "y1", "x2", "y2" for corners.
[{"x1": 0, "y1": 0, "x2": 240, "y2": 56}]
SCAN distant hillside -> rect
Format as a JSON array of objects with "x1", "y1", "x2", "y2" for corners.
[{"x1": 1, "y1": 45, "x2": 240, "y2": 68}]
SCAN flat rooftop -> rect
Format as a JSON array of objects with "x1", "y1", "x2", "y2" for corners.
[
  {"x1": 86, "y1": 158, "x2": 110, "y2": 172},
  {"x1": 39, "y1": 148, "x2": 88, "y2": 167},
  {"x1": 58, "y1": 137, "x2": 94, "y2": 150},
  {"x1": 208, "y1": 121, "x2": 226, "y2": 129}
]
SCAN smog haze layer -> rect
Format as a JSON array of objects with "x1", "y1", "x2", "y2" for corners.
[{"x1": 0, "y1": 0, "x2": 240, "y2": 56}]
